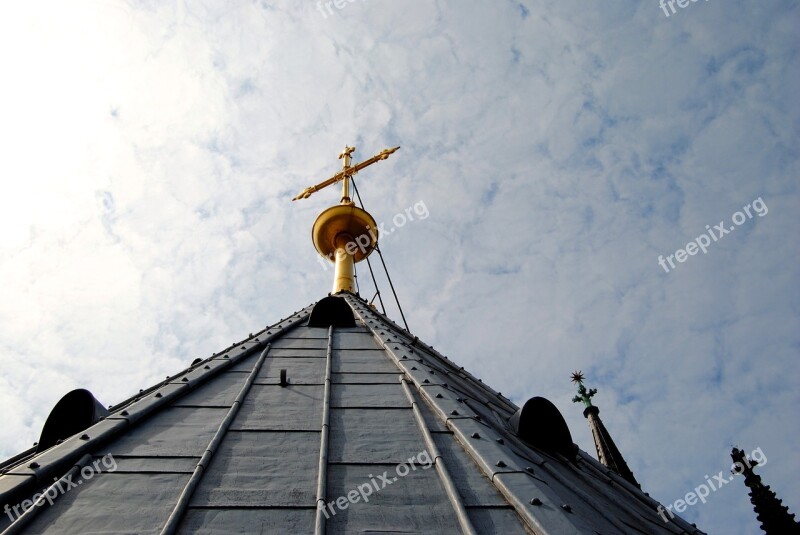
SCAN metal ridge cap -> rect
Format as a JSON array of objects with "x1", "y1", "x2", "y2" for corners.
[{"x1": 0, "y1": 447, "x2": 37, "y2": 473}]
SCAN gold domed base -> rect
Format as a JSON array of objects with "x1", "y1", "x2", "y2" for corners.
[{"x1": 312, "y1": 203, "x2": 378, "y2": 263}]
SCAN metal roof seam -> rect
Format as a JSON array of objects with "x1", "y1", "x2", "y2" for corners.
[{"x1": 313, "y1": 326, "x2": 334, "y2": 535}]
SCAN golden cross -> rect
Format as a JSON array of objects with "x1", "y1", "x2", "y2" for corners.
[{"x1": 292, "y1": 145, "x2": 400, "y2": 203}]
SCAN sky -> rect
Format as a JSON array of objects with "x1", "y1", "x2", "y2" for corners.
[{"x1": 0, "y1": 1, "x2": 797, "y2": 533}]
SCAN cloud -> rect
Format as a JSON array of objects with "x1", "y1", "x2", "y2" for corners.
[{"x1": 0, "y1": 1, "x2": 797, "y2": 533}]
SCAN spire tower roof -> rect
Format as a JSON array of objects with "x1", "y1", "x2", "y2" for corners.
[
  {"x1": 731, "y1": 447, "x2": 800, "y2": 534},
  {"x1": 571, "y1": 371, "x2": 641, "y2": 489},
  {"x1": 0, "y1": 147, "x2": 706, "y2": 533}
]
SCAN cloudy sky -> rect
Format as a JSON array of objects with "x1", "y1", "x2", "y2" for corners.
[{"x1": 0, "y1": 1, "x2": 797, "y2": 533}]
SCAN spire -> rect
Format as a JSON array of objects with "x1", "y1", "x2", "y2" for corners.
[
  {"x1": 571, "y1": 371, "x2": 640, "y2": 488},
  {"x1": 731, "y1": 447, "x2": 800, "y2": 534},
  {"x1": 291, "y1": 145, "x2": 400, "y2": 294}
]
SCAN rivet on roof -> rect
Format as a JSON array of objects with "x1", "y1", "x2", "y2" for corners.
[
  {"x1": 435, "y1": 393, "x2": 444, "y2": 399},
  {"x1": 29, "y1": 462, "x2": 40, "y2": 469},
  {"x1": 121, "y1": 410, "x2": 129, "y2": 416},
  {"x1": 411, "y1": 366, "x2": 417, "y2": 370},
  {"x1": 496, "y1": 460, "x2": 507, "y2": 468},
  {"x1": 450, "y1": 410, "x2": 459, "y2": 416},
  {"x1": 423, "y1": 379, "x2": 430, "y2": 384},
  {"x1": 496, "y1": 438, "x2": 504, "y2": 445},
  {"x1": 561, "y1": 504, "x2": 573, "y2": 513},
  {"x1": 155, "y1": 393, "x2": 163, "y2": 398},
  {"x1": 204, "y1": 365, "x2": 210, "y2": 370},
  {"x1": 525, "y1": 466, "x2": 534, "y2": 474},
  {"x1": 80, "y1": 434, "x2": 90, "y2": 440},
  {"x1": 182, "y1": 377, "x2": 189, "y2": 382},
  {"x1": 471, "y1": 432, "x2": 481, "y2": 439},
  {"x1": 530, "y1": 498, "x2": 542, "y2": 506}
]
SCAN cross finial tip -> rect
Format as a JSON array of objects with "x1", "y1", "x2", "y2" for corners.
[{"x1": 339, "y1": 146, "x2": 356, "y2": 159}]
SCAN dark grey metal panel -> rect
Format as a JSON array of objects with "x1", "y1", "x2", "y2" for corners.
[
  {"x1": 107, "y1": 407, "x2": 228, "y2": 457},
  {"x1": 332, "y1": 332, "x2": 382, "y2": 350},
  {"x1": 332, "y1": 350, "x2": 399, "y2": 373},
  {"x1": 332, "y1": 325, "x2": 370, "y2": 333},
  {"x1": 283, "y1": 327, "x2": 330, "y2": 339},
  {"x1": 254, "y1": 357, "x2": 328, "y2": 385},
  {"x1": 106, "y1": 456, "x2": 198, "y2": 474},
  {"x1": 191, "y1": 431, "x2": 320, "y2": 507},
  {"x1": 231, "y1": 384, "x2": 323, "y2": 431},
  {"x1": 330, "y1": 383, "x2": 409, "y2": 408},
  {"x1": 22, "y1": 473, "x2": 190, "y2": 534},
  {"x1": 332, "y1": 372, "x2": 402, "y2": 384},
  {"x1": 177, "y1": 508, "x2": 315, "y2": 534},
  {"x1": 270, "y1": 337, "x2": 328, "y2": 350},
  {"x1": 466, "y1": 507, "x2": 530, "y2": 534},
  {"x1": 328, "y1": 408, "x2": 421, "y2": 464},
  {"x1": 173, "y1": 372, "x2": 249, "y2": 407},
  {"x1": 258, "y1": 348, "x2": 328, "y2": 359},
  {"x1": 325, "y1": 464, "x2": 460, "y2": 534}
]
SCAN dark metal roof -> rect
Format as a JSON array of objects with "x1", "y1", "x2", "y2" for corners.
[{"x1": 0, "y1": 294, "x2": 705, "y2": 534}]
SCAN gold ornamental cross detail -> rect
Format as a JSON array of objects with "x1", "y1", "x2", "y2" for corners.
[{"x1": 292, "y1": 145, "x2": 400, "y2": 203}]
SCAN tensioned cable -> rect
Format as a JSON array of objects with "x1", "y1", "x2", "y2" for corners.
[
  {"x1": 350, "y1": 176, "x2": 409, "y2": 332},
  {"x1": 348, "y1": 176, "x2": 385, "y2": 314},
  {"x1": 353, "y1": 261, "x2": 360, "y2": 294},
  {"x1": 361, "y1": 254, "x2": 385, "y2": 315}
]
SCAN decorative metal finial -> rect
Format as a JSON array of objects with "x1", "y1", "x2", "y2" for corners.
[
  {"x1": 571, "y1": 371, "x2": 597, "y2": 408},
  {"x1": 291, "y1": 145, "x2": 401, "y2": 294},
  {"x1": 291, "y1": 145, "x2": 400, "y2": 203}
]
